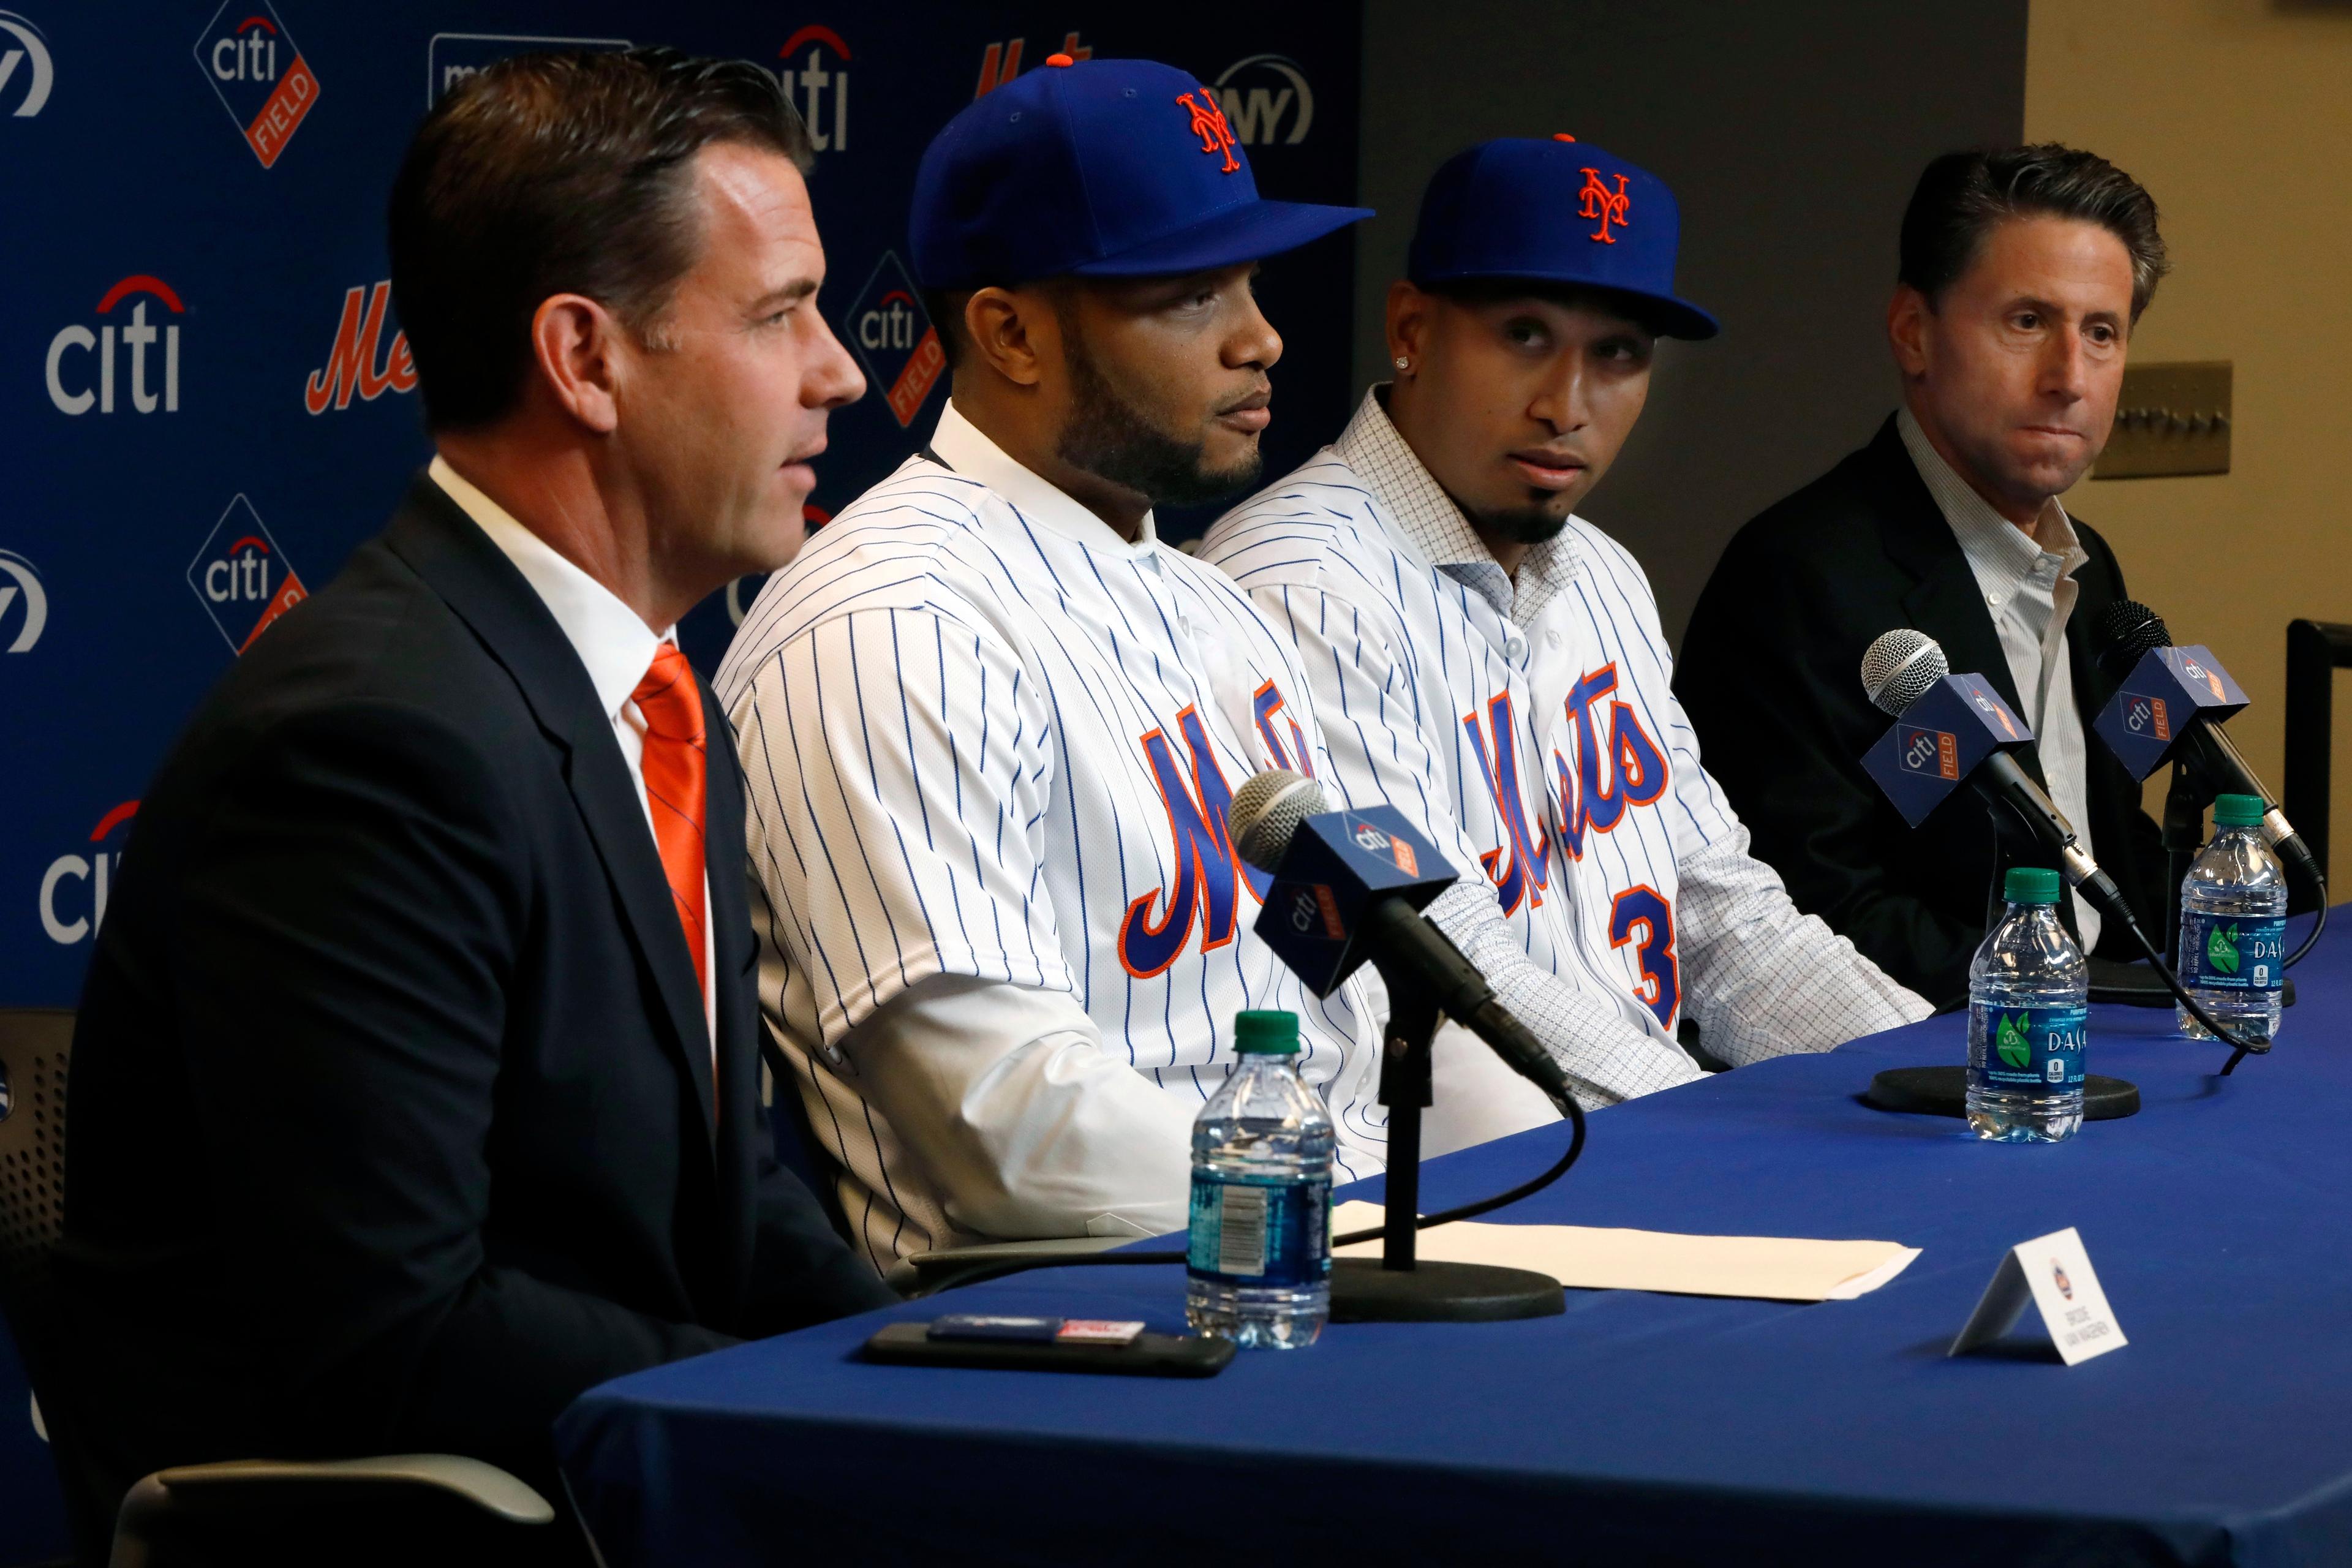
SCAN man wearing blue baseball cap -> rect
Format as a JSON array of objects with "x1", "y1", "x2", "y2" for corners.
[
  {"x1": 1204, "y1": 137, "x2": 1926, "y2": 1150},
  {"x1": 716, "y1": 56, "x2": 1389, "y2": 1264}
]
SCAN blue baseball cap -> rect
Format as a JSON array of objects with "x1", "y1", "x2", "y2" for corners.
[
  {"x1": 910, "y1": 55, "x2": 1373, "y2": 289},
  {"x1": 1406, "y1": 136, "x2": 1719, "y2": 340}
]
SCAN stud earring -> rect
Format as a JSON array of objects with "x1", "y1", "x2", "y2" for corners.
[{"x1": 1393, "y1": 355, "x2": 1411, "y2": 371}]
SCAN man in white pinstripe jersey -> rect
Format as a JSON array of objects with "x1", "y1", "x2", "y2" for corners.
[
  {"x1": 715, "y1": 57, "x2": 1387, "y2": 1266},
  {"x1": 1202, "y1": 137, "x2": 1930, "y2": 1152}
]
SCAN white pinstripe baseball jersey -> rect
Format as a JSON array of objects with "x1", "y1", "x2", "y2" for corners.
[
  {"x1": 715, "y1": 401, "x2": 1386, "y2": 1262},
  {"x1": 1200, "y1": 390, "x2": 1927, "y2": 1106}
]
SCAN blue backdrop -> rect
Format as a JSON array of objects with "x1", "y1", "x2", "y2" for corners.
[{"x1": 0, "y1": 4, "x2": 1361, "y2": 1559}]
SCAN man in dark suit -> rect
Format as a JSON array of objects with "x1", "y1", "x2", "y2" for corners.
[
  {"x1": 1676, "y1": 146, "x2": 2171, "y2": 1007},
  {"x1": 56, "y1": 47, "x2": 889, "y2": 1545}
]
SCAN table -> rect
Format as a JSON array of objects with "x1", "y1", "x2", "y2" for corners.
[{"x1": 559, "y1": 921, "x2": 2352, "y2": 1567}]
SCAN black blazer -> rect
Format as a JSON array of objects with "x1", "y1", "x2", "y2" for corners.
[
  {"x1": 57, "y1": 474, "x2": 894, "y2": 1513},
  {"x1": 1675, "y1": 415, "x2": 2165, "y2": 1008}
]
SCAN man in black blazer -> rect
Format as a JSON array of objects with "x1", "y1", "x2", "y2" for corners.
[
  {"x1": 56, "y1": 48, "x2": 888, "y2": 1539},
  {"x1": 1677, "y1": 146, "x2": 2171, "y2": 1007}
]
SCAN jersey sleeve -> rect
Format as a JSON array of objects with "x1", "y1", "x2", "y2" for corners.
[
  {"x1": 730, "y1": 605, "x2": 1067, "y2": 1044},
  {"x1": 1654, "y1": 681, "x2": 1935, "y2": 1061}
]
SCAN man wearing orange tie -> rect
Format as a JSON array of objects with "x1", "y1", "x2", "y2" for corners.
[{"x1": 56, "y1": 47, "x2": 891, "y2": 1552}]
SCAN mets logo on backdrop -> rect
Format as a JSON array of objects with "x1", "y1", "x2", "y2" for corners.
[
  {"x1": 846, "y1": 252, "x2": 944, "y2": 429},
  {"x1": 305, "y1": 281, "x2": 413, "y2": 413},
  {"x1": 0, "y1": 10, "x2": 55, "y2": 118},
  {"x1": 427, "y1": 32, "x2": 628, "y2": 106},
  {"x1": 188, "y1": 495, "x2": 306, "y2": 654},
  {"x1": 193, "y1": 1, "x2": 318, "y2": 167},
  {"x1": 0, "y1": 549, "x2": 47, "y2": 653},
  {"x1": 1210, "y1": 55, "x2": 1314, "y2": 147}
]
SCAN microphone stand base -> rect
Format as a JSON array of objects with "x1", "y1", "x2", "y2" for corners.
[
  {"x1": 1862, "y1": 1065, "x2": 2139, "y2": 1120},
  {"x1": 1329, "y1": 1257, "x2": 1565, "y2": 1322}
]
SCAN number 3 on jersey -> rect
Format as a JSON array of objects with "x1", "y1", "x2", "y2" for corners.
[{"x1": 1608, "y1": 885, "x2": 1679, "y2": 1030}]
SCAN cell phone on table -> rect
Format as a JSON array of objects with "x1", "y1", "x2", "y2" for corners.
[{"x1": 861, "y1": 1314, "x2": 1234, "y2": 1377}]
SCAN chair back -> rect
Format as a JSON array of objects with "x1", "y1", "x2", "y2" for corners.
[{"x1": 0, "y1": 1008, "x2": 73, "y2": 1339}]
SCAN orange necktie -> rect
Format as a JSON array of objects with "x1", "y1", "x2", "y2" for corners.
[{"x1": 632, "y1": 643, "x2": 709, "y2": 1005}]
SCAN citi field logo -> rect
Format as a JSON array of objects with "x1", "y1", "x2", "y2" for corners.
[
  {"x1": 1898, "y1": 723, "x2": 1961, "y2": 780},
  {"x1": 194, "y1": 1, "x2": 318, "y2": 168},
  {"x1": 1212, "y1": 55, "x2": 1313, "y2": 146},
  {"x1": 0, "y1": 550, "x2": 47, "y2": 653},
  {"x1": 973, "y1": 31, "x2": 1088, "y2": 98},
  {"x1": 46, "y1": 274, "x2": 183, "y2": 417},
  {"x1": 2122, "y1": 691, "x2": 2171, "y2": 741},
  {"x1": 427, "y1": 32, "x2": 628, "y2": 106},
  {"x1": 846, "y1": 252, "x2": 943, "y2": 429},
  {"x1": 40, "y1": 799, "x2": 136, "y2": 945},
  {"x1": 188, "y1": 495, "x2": 307, "y2": 654},
  {"x1": 306, "y1": 281, "x2": 414, "y2": 413},
  {"x1": 0, "y1": 10, "x2": 55, "y2": 118},
  {"x1": 772, "y1": 26, "x2": 850, "y2": 152}
]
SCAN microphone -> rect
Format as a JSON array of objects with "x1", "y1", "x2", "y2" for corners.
[
  {"x1": 1226, "y1": 771, "x2": 1573, "y2": 1110},
  {"x1": 1856, "y1": 630, "x2": 2127, "y2": 916},
  {"x1": 2090, "y1": 601, "x2": 2323, "y2": 888}
]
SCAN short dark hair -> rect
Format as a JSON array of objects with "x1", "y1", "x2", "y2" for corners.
[
  {"x1": 1899, "y1": 143, "x2": 2169, "y2": 323},
  {"x1": 389, "y1": 47, "x2": 812, "y2": 431},
  {"x1": 923, "y1": 287, "x2": 974, "y2": 371}
]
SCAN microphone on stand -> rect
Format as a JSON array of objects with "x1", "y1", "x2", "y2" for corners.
[
  {"x1": 2089, "y1": 600, "x2": 2327, "y2": 897},
  {"x1": 1855, "y1": 629, "x2": 2268, "y2": 1078},
  {"x1": 1225, "y1": 770, "x2": 1569, "y2": 1322}
]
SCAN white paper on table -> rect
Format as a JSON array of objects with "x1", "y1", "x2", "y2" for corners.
[{"x1": 1330, "y1": 1200, "x2": 1920, "y2": 1303}]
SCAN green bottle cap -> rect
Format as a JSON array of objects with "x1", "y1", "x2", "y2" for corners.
[
  {"x1": 2213, "y1": 793, "x2": 2264, "y2": 828},
  {"x1": 2003, "y1": 866, "x2": 2062, "y2": 905},
  {"x1": 1234, "y1": 1009, "x2": 1302, "y2": 1055}
]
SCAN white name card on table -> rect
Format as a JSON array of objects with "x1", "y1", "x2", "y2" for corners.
[
  {"x1": 1948, "y1": 1226, "x2": 2127, "y2": 1365},
  {"x1": 1329, "y1": 1201, "x2": 1920, "y2": 1303}
]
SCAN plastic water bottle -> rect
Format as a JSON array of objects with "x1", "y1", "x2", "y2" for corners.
[
  {"x1": 1966, "y1": 867, "x2": 2088, "y2": 1143},
  {"x1": 2177, "y1": 792, "x2": 2288, "y2": 1046},
  {"x1": 1186, "y1": 1010, "x2": 1332, "y2": 1349}
]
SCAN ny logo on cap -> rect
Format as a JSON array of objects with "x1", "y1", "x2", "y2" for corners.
[
  {"x1": 1578, "y1": 167, "x2": 1631, "y2": 244},
  {"x1": 1176, "y1": 90, "x2": 1239, "y2": 173}
]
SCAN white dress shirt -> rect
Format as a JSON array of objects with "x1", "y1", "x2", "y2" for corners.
[
  {"x1": 1896, "y1": 412, "x2": 2100, "y2": 951},
  {"x1": 427, "y1": 456, "x2": 715, "y2": 1044}
]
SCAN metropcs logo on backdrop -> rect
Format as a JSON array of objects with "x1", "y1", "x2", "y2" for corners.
[
  {"x1": 771, "y1": 26, "x2": 850, "y2": 151},
  {"x1": 188, "y1": 496, "x2": 305, "y2": 654},
  {"x1": 0, "y1": 10, "x2": 55, "y2": 118},
  {"x1": 46, "y1": 274, "x2": 183, "y2": 417},
  {"x1": 194, "y1": 1, "x2": 318, "y2": 168},
  {"x1": 428, "y1": 32, "x2": 628, "y2": 105},
  {"x1": 41, "y1": 799, "x2": 135, "y2": 945},
  {"x1": 848, "y1": 252, "x2": 943, "y2": 428},
  {"x1": 306, "y1": 281, "x2": 413, "y2": 413},
  {"x1": 1211, "y1": 55, "x2": 1313, "y2": 146},
  {"x1": 0, "y1": 549, "x2": 47, "y2": 653}
]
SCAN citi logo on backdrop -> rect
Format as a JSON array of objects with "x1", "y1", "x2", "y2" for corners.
[
  {"x1": 188, "y1": 496, "x2": 306, "y2": 654},
  {"x1": 0, "y1": 10, "x2": 54, "y2": 118},
  {"x1": 846, "y1": 252, "x2": 943, "y2": 428},
  {"x1": 306, "y1": 281, "x2": 414, "y2": 413},
  {"x1": 773, "y1": 26, "x2": 850, "y2": 151},
  {"x1": 0, "y1": 549, "x2": 47, "y2": 654},
  {"x1": 46, "y1": 274, "x2": 183, "y2": 417},
  {"x1": 194, "y1": 0, "x2": 318, "y2": 167},
  {"x1": 40, "y1": 799, "x2": 136, "y2": 946}
]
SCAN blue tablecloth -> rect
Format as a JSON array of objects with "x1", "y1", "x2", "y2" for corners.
[{"x1": 559, "y1": 922, "x2": 2352, "y2": 1567}]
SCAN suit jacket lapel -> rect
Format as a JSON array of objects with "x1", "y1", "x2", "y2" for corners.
[
  {"x1": 1868, "y1": 418, "x2": 2054, "y2": 792},
  {"x1": 384, "y1": 473, "x2": 718, "y2": 1147}
]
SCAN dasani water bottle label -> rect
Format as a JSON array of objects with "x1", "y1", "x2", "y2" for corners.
[
  {"x1": 1187, "y1": 1171, "x2": 1330, "y2": 1287},
  {"x1": 1969, "y1": 1002, "x2": 2087, "y2": 1091},
  {"x1": 2180, "y1": 913, "x2": 2286, "y2": 994}
]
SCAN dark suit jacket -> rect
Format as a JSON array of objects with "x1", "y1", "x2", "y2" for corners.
[
  {"x1": 1675, "y1": 415, "x2": 2165, "y2": 1008},
  {"x1": 57, "y1": 474, "x2": 895, "y2": 1516}
]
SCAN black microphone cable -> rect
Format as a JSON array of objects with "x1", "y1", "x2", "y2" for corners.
[
  {"x1": 907, "y1": 1084, "x2": 1588, "y2": 1299},
  {"x1": 2073, "y1": 869, "x2": 2271, "y2": 1076}
]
